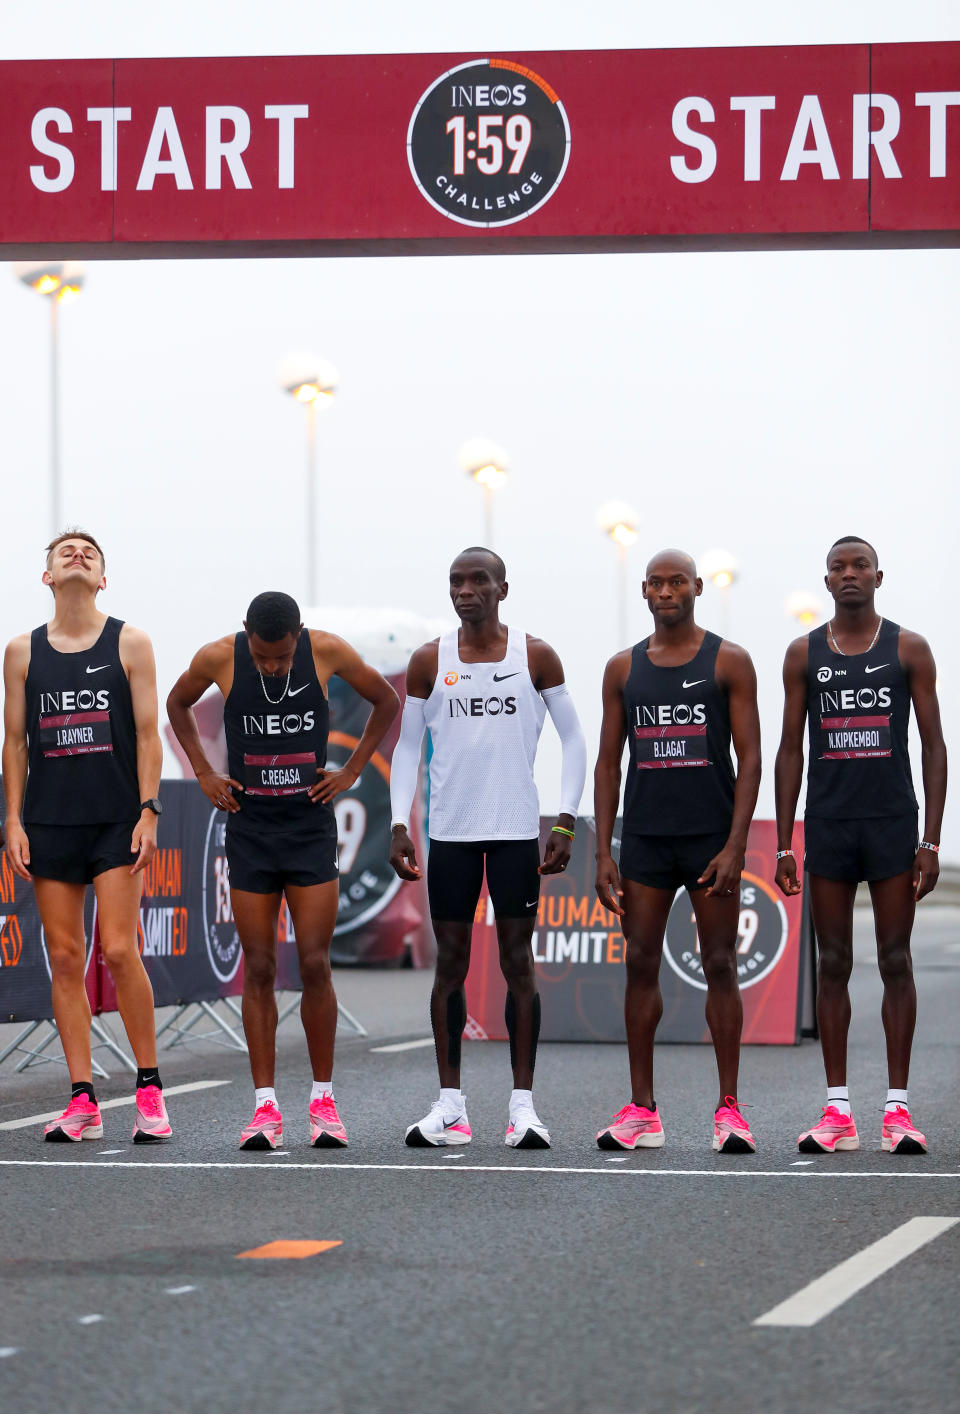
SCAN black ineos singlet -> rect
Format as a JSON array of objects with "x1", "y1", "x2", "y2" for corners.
[
  {"x1": 805, "y1": 620, "x2": 917, "y2": 820},
  {"x1": 622, "y1": 631, "x2": 736, "y2": 836},
  {"x1": 23, "y1": 616, "x2": 140, "y2": 826},
  {"x1": 223, "y1": 629, "x2": 335, "y2": 834}
]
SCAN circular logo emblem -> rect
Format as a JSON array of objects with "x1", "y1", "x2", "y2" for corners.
[
  {"x1": 817, "y1": 666, "x2": 832, "y2": 682},
  {"x1": 327, "y1": 732, "x2": 402, "y2": 934},
  {"x1": 407, "y1": 58, "x2": 571, "y2": 228},
  {"x1": 444, "y1": 671, "x2": 459, "y2": 686},
  {"x1": 663, "y1": 871, "x2": 788, "y2": 992},
  {"x1": 201, "y1": 810, "x2": 242, "y2": 983}
]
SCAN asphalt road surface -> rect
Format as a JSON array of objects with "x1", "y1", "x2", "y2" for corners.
[{"x1": 1, "y1": 909, "x2": 958, "y2": 1414}]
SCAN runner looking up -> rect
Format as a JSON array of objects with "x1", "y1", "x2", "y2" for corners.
[
  {"x1": 593, "y1": 549, "x2": 762, "y2": 1152},
  {"x1": 389, "y1": 548, "x2": 587, "y2": 1149},
  {"x1": 166, "y1": 592, "x2": 398, "y2": 1150},
  {"x1": 775, "y1": 536, "x2": 946, "y2": 1155},
  {"x1": 2, "y1": 530, "x2": 171, "y2": 1143}
]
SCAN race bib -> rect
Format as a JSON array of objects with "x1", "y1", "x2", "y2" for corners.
[
  {"x1": 39, "y1": 710, "x2": 113, "y2": 758},
  {"x1": 244, "y1": 751, "x2": 316, "y2": 796}
]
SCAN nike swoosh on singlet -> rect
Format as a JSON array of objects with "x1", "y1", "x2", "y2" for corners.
[
  {"x1": 85, "y1": 664, "x2": 110, "y2": 674},
  {"x1": 287, "y1": 683, "x2": 309, "y2": 696},
  {"x1": 492, "y1": 672, "x2": 520, "y2": 682},
  {"x1": 683, "y1": 679, "x2": 706, "y2": 689},
  {"x1": 864, "y1": 664, "x2": 889, "y2": 674}
]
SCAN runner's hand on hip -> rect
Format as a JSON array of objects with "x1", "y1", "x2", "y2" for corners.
[
  {"x1": 197, "y1": 769, "x2": 243, "y2": 812},
  {"x1": 310, "y1": 765, "x2": 359, "y2": 804}
]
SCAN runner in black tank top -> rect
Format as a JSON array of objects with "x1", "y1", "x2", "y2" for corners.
[
  {"x1": 1, "y1": 529, "x2": 172, "y2": 1143},
  {"x1": 167, "y1": 591, "x2": 398, "y2": 1151},
  {"x1": 593, "y1": 549, "x2": 761, "y2": 1154},
  {"x1": 775, "y1": 537, "x2": 946, "y2": 1156}
]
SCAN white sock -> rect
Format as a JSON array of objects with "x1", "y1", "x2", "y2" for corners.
[
  {"x1": 885, "y1": 1088, "x2": 909, "y2": 1113},
  {"x1": 311, "y1": 1080, "x2": 334, "y2": 1102},
  {"x1": 440, "y1": 1087, "x2": 464, "y2": 1113},
  {"x1": 826, "y1": 1086, "x2": 851, "y2": 1117},
  {"x1": 510, "y1": 1088, "x2": 534, "y2": 1115},
  {"x1": 255, "y1": 1087, "x2": 277, "y2": 1110}
]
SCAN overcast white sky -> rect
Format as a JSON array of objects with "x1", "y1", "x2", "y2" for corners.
[{"x1": 2, "y1": 2, "x2": 958, "y2": 854}]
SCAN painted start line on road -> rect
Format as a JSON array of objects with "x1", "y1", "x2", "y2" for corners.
[{"x1": 0, "y1": 1159, "x2": 957, "y2": 1178}]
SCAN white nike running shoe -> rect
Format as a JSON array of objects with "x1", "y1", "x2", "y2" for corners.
[
  {"x1": 405, "y1": 1096, "x2": 472, "y2": 1147},
  {"x1": 505, "y1": 1098, "x2": 551, "y2": 1149}
]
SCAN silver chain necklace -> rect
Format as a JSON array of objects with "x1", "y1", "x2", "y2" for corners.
[
  {"x1": 258, "y1": 669, "x2": 291, "y2": 704},
  {"x1": 827, "y1": 616, "x2": 883, "y2": 657}
]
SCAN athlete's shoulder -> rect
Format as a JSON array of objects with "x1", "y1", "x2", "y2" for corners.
[
  {"x1": 117, "y1": 621, "x2": 154, "y2": 652},
  {"x1": 2, "y1": 633, "x2": 31, "y2": 673},
  {"x1": 715, "y1": 637, "x2": 756, "y2": 686},
  {"x1": 896, "y1": 626, "x2": 935, "y2": 668},
  {"x1": 602, "y1": 646, "x2": 633, "y2": 684},
  {"x1": 192, "y1": 635, "x2": 236, "y2": 669},
  {"x1": 308, "y1": 628, "x2": 357, "y2": 661},
  {"x1": 783, "y1": 633, "x2": 811, "y2": 668},
  {"x1": 408, "y1": 638, "x2": 441, "y2": 667}
]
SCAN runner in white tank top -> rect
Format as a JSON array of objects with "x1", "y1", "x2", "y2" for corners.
[{"x1": 389, "y1": 548, "x2": 587, "y2": 1150}]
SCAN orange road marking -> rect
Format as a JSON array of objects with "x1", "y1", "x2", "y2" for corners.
[{"x1": 237, "y1": 1240, "x2": 342, "y2": 1260}]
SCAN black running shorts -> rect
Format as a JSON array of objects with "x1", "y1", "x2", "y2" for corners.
[
  {"x1": 226, "y1": 818, "x2": 339, "y2": 894},
  {"x1": 427, "y1": 837, "x2": 541, "y2": 922},
  {"x1": 618, "y1": 830, "x2": 733, "y2": 892},
  {"x1": 804, "y1": 814, "x2": 918, "y2": 883},
  {"x1": 27, "y1": 819, "x2": 140, "y2": 885}
]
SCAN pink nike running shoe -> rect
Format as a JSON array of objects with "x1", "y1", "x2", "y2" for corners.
[
  {"x1": 44, "y1": 1094, "x2": 103, "y2": 1143},
  {"x1": 882, "y1": 1106, "x2": 927, "y2": 1155},
  {"x1": 309, "y1": 1094, "x2": 348, "y2": 1148},
  {"x1": 798, "y1": 1105, "x2": 859, "y2": 1153},
  {"x1": 240, "y1": 1101, "x2": 284, "y2": 1151},
  {"x1": 132, "y1": 1085, "x2": 172, "y2": 1144},
  {"x1": 596, "y1": 1103, "x2": 665, "y2": 1150},
  {"x1": 713, "y1": 1096, "x2": 756, "y2": 1153}
]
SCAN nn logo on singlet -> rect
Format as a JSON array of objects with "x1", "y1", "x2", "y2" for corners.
[
  {"x1": 40, "y1": 689, "x2": 110, "y2": 712},
  {"x1": 241, "y1": 711, "x2": 315, "y2": 736},
  {"x1": 448, "y1": 696, "x2": 517, "y2": 718}
]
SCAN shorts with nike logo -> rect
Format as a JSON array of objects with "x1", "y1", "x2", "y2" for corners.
[
  {"x1": 226, "y1": 811, "x2": 339, "y2": 894},
  {"x1": 804, "y1": 812, "x2": 918, "y2": 883},
  {"x1": 427, "y1": 838, "x2": 541, "y2": 921},
  {"x1": 27, "y1": 819, "x2": 140, "y2": 884},
  {"x1": 618, "y1": 830, "x2": 733, "y2": 892}
]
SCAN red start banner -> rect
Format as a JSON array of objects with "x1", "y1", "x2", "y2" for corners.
[{"x1": 1, "y1": 44, "x2": 958, "y2": 255}]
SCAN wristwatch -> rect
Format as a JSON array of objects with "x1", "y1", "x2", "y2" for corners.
[{"x1": 140, "y1": 797, "x2": 163, "y2": 816}]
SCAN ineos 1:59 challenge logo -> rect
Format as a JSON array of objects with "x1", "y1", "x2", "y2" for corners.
[
  {"x1": 663, "y1": 872, "x2": 788, "y2": 992},
  {"x1": 202, "y1": 812, "x2": 241, "y2": 983},
  {"x1": 407, "y1": 58, "x2": 571, "y2": 228}
]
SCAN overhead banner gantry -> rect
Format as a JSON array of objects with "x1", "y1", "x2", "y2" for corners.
[{"x1": 1, "y1": 44, "x2": 958, "y2": 256}]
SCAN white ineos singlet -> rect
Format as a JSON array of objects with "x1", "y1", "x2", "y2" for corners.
[{"x1": 423, "y1": 625, "x2": 546, "y2": 841}]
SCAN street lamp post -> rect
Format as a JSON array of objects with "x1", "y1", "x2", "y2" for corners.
[
  {"x1": 597, "y1": 501, "x2": 639, "y2": 647},
  {"x1": 278, "y1": 353, "x2": 339, "y2": 606},
  {"x1": 13, "y1": 261, "x2": 86, "y2": 537},
  {"x1": 699, "y1": 547, "x2": 739, "y2": 636},
  {"x1": 458, "y1": 438, "x2": 509, "y2": 545},
  {"x1": 785, "y1": 590, "x2": 825, "y2": 627}
]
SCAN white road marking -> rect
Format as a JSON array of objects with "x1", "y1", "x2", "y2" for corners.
[
  {"x1": 754, "y1": 1216, "x2": 959, "y2": 1328},
  {"x1": 0, "y1": 1159, "x2": 957, "y2": 1179},
  {"x1": 0, "y1": 1080, "x2": 231, "y2": 1131},
  {"x1": 606, "y1": 1157, "x2": 630, "y2": 1163},
  {"x1": 370, "y1": 1038, "x2": 434, "y2": 1053},
  {"x1": 77, "y1": 1314, "x2": 103, "y2": 1326},
  {"x1": 165, "y1": 1285, "x2": 196, "y2": 1295},
  {"x1": 98, "y1": 1150, "x2": 124, "y2": 1156},
  {"x1": 791, "y1": 1160, "x2": 815, "y2": 1167},
  {"x1": 0, "y1": 1348, "x2": 18, "y2": 1358}
]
